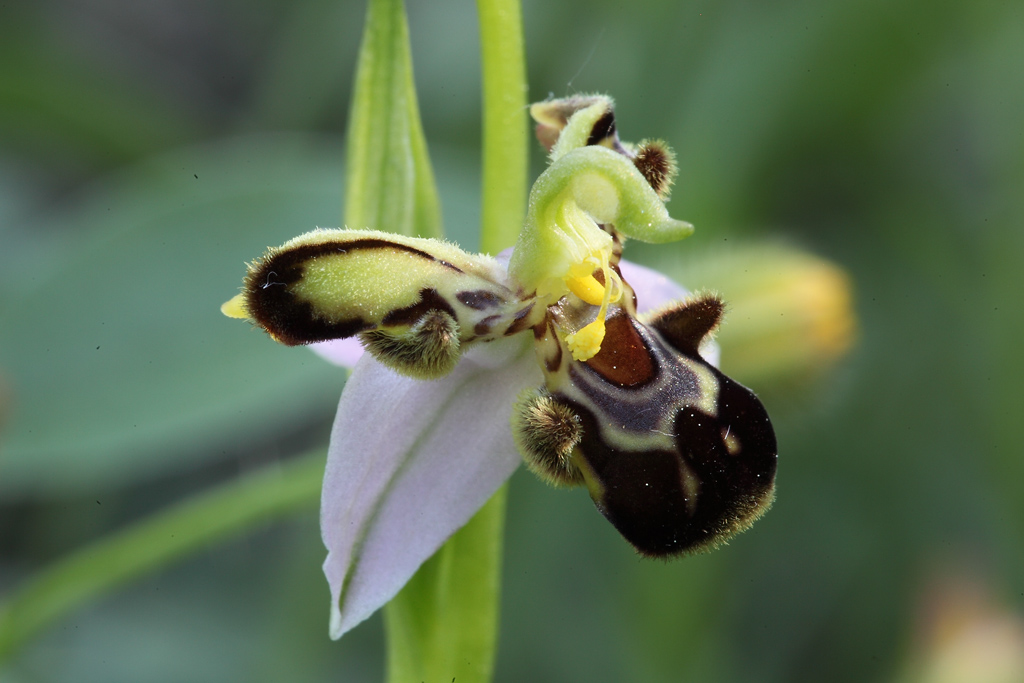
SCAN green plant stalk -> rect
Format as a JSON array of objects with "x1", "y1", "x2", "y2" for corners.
[
  {"x1": 346, "y1": 0, "x2": 513, "y2": 678},
  {"x1": 344, "y1": 0, "x2": 442, "y2": 239},
  {"x1": 0, "y1": 450, "x2": 326, "y2": 664},
  {"x1": 382, "y1": 1, "x2": 526, "y2": 682},
  {"x1": 477, "y1": 0, "x2": 528, "y2": 255},
  {"x1": 384, "y1": 488, "x2": 507, "y2": 683}
]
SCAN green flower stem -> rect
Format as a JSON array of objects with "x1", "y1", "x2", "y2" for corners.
[
  {"x1": 0, "y1": 450, "x2": 325, "y2": 664},
  {"x1": 477, "y1": 0, "x2": 528, "y2": 254},
  {"x1": 384, "y1": 488, "x2": 507, "y2": 683},
  {"x1": 383, "y1": 2, "x2": 526, "y2": 681},
  {"x1": 345, "y1": 0, "x2": 518, "y2": 676},
  {"x1": 345, "y1": 0, "x2": 442, "y2": 239}
]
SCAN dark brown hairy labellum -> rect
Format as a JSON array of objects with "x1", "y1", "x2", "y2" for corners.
[{"x1": 565, "y1": 357, "x2": 776, "y2": 557}]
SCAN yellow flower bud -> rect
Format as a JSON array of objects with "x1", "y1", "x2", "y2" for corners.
[{"x1": 646, "y1": 242, "x2": 856, "y2": 390}]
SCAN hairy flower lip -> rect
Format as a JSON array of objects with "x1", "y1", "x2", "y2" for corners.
[{"x1": 316, "y1": 256, "x2": 713, "y2": 638}]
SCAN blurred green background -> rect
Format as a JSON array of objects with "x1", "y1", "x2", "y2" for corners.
[{"x1": 1, "y1": 0, "x2": 1022, "y2": 681}]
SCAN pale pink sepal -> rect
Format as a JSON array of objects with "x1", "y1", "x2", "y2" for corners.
[
  {"x1": 321, "y1": 335, "x2": 539, "y2": 639},
  {"x1": 621, "y1": 259, "x2": 688, "y2": 314},
  {"x1": 309, "y1": 338, "x2": 365, "y2": 368}
]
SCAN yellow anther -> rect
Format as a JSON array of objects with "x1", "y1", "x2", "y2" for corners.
[
  {"x1": 566, "y1": 273, "x2": 606, "y2": 306},
  {"x1": 566, "y1": 317, "x2": 606, "y2": 361},
  {"x1": 563, "y1": 257, "x2": 624, "y2": 361},
  {"x1": 221, "y1": 294, "x2": 249, "y2": 319}
]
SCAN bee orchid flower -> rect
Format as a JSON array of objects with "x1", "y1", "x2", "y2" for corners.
[{"x1": 222, "y1": 95, "x2": 777, "y2": 638}]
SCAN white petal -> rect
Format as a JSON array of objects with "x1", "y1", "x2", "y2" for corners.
[
  {"x1": 309, "y1": 338, "x2": 364, "y2": 368},
  {"x1": 321, "y1": 335, "x2": 538, "y2": 638}
]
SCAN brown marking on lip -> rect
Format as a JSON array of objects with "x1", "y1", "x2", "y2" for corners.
[
  {"x1": 382, "y1": 288, "x2": 457, "y2": 327},
  {"x1": 252, "y1": 303, "x2": 372, "y2": 346},
  {"x1": 534, "y1": 317, "x2": 554, "y2": 341},
  {"x1": 583, "y1": 313, "x2": 654, "y2": 387},
  {"x1": 545, "y1": 339, "x2": 563, "y2": 373},
  {"x1": 456, "y1": 289, "x2": 505, "y2": 310},
  {"x1": 562, "y1": 367, "x2": 777, "y2": 557},
  {"x1": 562, "y1": 400, "x2": 702, "y2": 557},
  {"x1": 505, "y1": 303, "x2": 536, "y2": 336},
  {"x1": 474, "y1": 314, "x2": 501, "y2": 336},
  {"x1": 250, "y1": 240, "x2": 463, "y2": 288}
]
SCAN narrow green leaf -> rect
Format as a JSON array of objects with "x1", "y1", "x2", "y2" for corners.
[
  {"x1": 344, "y1": 0, "x2": 441, "y2": 238},
  {"x1": 477, "y1": 0, "x2": 528, "y2": 254},
  {"x1": 0, "y1": 450, "x2": 325, "y2": 664},
  {"x1": 384, "y1": 487, "x2": 506, "y2": 683}
]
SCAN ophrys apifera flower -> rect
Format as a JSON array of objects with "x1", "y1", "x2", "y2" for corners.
[{"x1": 223, "y1": 95, "x2": 777, "y2": 637}]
